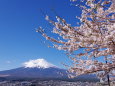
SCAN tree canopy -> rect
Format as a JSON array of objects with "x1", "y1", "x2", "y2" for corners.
[{"x1": 37, "y1": 0, "x2": 115, "y2": 80}]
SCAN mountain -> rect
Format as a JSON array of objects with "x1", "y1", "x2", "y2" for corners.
[
  {"x1": 0, "y1": 59, "x2": 99, "y2": 81},
  {"x1": 0, "y1": 59, "x2": 67, "y2": 79}
]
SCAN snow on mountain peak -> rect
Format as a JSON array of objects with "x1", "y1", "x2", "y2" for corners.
[{"x1": 23, "y1": 58, "x2": 56, "y2": 68}]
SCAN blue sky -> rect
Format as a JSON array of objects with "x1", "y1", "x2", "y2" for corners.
[{"x1": 0, "y1": 0, "x2": 81, "y2": 71}]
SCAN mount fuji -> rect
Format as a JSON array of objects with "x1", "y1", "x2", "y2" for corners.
[
  {"x1": 0, "y1": 59, "x2": 68, "y2": 79},
  {"x1": 0, "y1": 59, "x2": 98, "y2": 81}
]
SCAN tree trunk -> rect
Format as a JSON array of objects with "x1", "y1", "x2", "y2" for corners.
[
  {"x1": 105, "y1": 57, "x2": 110, "y2": 86},
  {"x1": 107, "y1": 74, "x2": 110, "y2": 86}
]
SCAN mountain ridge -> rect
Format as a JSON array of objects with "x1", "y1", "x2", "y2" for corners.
[
  {"x1": 0, "y1": 67, "x2": 67, "y2": 78},
  {"x1": 0, "y1": 67, "x2": 99, "y2": 82}
]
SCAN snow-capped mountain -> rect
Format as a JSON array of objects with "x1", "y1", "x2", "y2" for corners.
[
  {"x1": 0, "y1": 59, "x2": 67, "y2": 79},
  {"x1": 0, "y1": 59, "x2": 99, "y2": 81}
]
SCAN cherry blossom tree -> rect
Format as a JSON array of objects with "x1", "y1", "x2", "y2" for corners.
[{"x1": 37, "y1": 0, "x2": 115, "y2": 85}]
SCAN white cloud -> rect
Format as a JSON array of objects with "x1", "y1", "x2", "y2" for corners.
[{"x1": 23, "y1": 58, "x2": 56, "y2": 68}]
